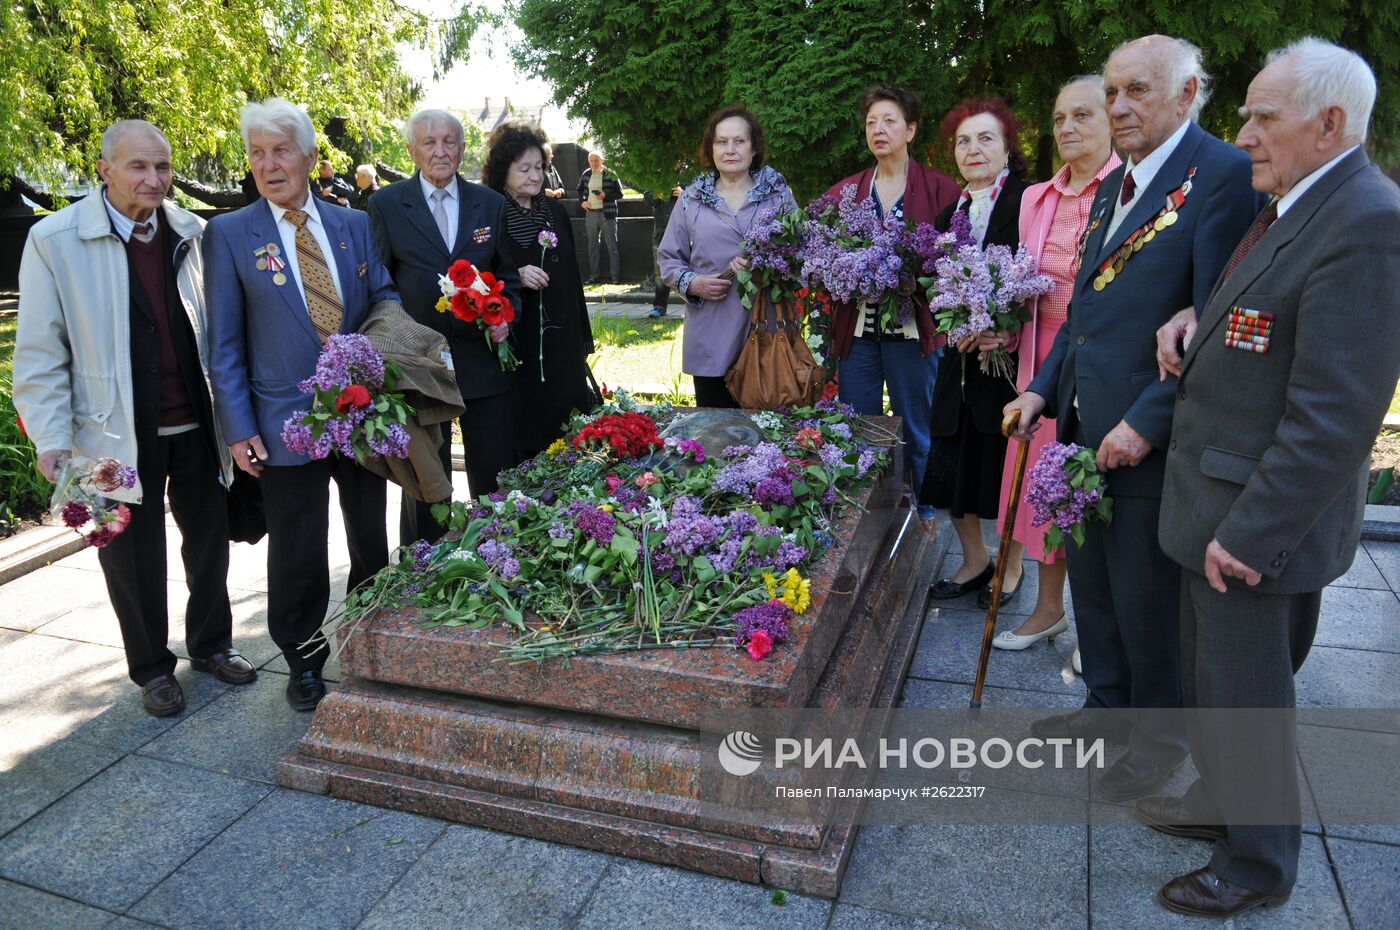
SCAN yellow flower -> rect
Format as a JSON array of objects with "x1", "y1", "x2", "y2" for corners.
[
  {"x1": 781, "y1": 569, "x2": 811, "y2": 615},
  {"x1": 599, "y1": 503, "x2": 614, "y2": 513},
  {"x1": 435, "y1": 296, "x2": 450, "y2": 313},
  {"x1": 546, "y1": 439, "x2": 567, "y2": 457},
  {"x1": 763, "y1": 572, "x2": 778, "y2": 599}
]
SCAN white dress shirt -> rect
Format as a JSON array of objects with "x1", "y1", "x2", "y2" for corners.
[
  {"x1": 1104, "y1": 118, "x2": 1193, "y2": 241},
  {"x1": 420, "y1": 173, "x2": 459, "y2": 250},
  {"x1": 103, "y1": 190, "x2": 159, "y2": 243},
  {"x1": 268, "y1": 195, "x2": 346, "y2": 309},
  {"x1": 1277, "y1": 145, "x2": 1359, "y2": 218}
]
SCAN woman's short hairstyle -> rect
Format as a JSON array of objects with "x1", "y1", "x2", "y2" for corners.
[
  {"x1": 239, "y1": 98, "x2": 317, "y2": 156},
  {"x1": 858, "y1": 83, "x2": 923, "y2": 129},
  {"x1": 482, "y1": 120, "x2": 550, "y2": 193},
  {"x1": 697, "y1": 105, "x2": 767, "y2": 172},
  {"x1": 940, "y1": 96, "x2": 1029, "y2": 180}
]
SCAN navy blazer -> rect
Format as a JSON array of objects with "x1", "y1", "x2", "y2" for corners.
[
  {"x1": 1027, "y1": 121, "x2": 1264, "y2": 499},
  {"x1": 204, "y1": 197, "x2": 400, "y2": 466},
  {"x1": 367, "y1": 173, "x2": 522, "y2": 401}
]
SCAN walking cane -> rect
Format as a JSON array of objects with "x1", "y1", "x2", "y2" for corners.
[{"x1": 970, "y1": 409, "x2": 1031, "y2": 709}]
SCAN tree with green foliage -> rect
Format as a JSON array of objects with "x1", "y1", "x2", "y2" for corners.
[
  {"x1": 514, "y1": 0, "x2": 1397, "y2": 197},
  {"x1": 0, "y1": 0, "x2": 489, "y2": 196}
]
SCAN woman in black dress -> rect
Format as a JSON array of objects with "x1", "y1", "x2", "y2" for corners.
[
  {"x1": 922, "y1": 98, "x2": 1030, "y2": 605},
  {"x1": 482, "y1": 121, "x2": 597, "y2": 459}
]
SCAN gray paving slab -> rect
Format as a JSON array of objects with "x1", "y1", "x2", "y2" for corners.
[
  {"x1": 1327, "y1": 836, "x2": 1400, "y2": 930},
  {"x1": 1365, "y1": 540, "x2": 1400, "y2": 592},
  {"x1": 911, "y1": 606, "x2": 1083, "y2": 697},
  {"x1": 1297, "y1": 645, "x2": 1400, "y2": 709},
  {"x1": 103, "y1": 919, "x2": 168, "y2": 930},
  {"x1": 1298, "y1": 723, "x2": 1400, "y2": 838},
  {"x1": 139, "y1": 671, "x2": 315, "y2": 784},
  {"x1": 0, "y1": 629, "x2": 22, "y2": 649},
  {"x1": 0, "y1": 877, "x2": 117, "y2": 930},
  {"x1": 1089, "y1": 809, "x2": 1347, "y2": 929},
  {"x1": 1, "y1": 564, "x2": 110, "y2": 632},
  {"x1": 1332, "y1": 546, "x2": 1388, "y2": 589},
  {"x1": 827, "y1": 903, "x2": 975, "y2": 930},
  {"x1": 0, "y1": 633, "x2": 127, "y2": 759},
  {"x1": 574, "y1": 858, "x2": 831, "y2": 930},
  {"x1": 838, "y1": 796, "x2": 1089, "y2": 930},
  {"x1": 0, "y1": 754, "x2": 269, "y2": 911},
  {"x1": 64, "y1": 665, "x2": 233, "y2": 755},
  {"x1": 357, "y1": 825, "x2": 609, "y2": 930},
  {"x1": 129, "y1": 788, "x2": 445, "y2": 930},
  {"x1": 1313, "y1": 586, "x2": 1400, "y2": 654},
  {"x1": 0, "y1": 737, "x2": 122, "y2": 838}
]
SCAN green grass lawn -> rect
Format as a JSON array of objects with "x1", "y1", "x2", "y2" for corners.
[
  {"x1": 0, "y1": 313, "x2": 15, "y2": 380},
  {"x1": 588, "y1": 315, "x2": 690, "y2": 402}
]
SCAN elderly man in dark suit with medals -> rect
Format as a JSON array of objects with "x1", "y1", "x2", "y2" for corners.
[
  {"x1": 1004, "y1": 34, "x2": 1264, "y2": 801},
  {"x1": 1142, "y1": 39, "x2": 1400, "y2": 918},
  {"x1": 368, "y1": 109, "x2": 521, "y2": 545}
]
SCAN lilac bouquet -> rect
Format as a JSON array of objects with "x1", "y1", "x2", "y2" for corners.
[
  {"x1": 1023, "y1": 441, "x2": 1113, "y2": 553},
  {"x1": 736, "y1": 205, "x2": 808, "y2": 312},
  {"x1": 920, "y1": 209, "x2": 1055, "y2": 382},
  {"x1": 797, "y1": 184, "x2": 943, "y2": 335},
  {"x1": 281, "y1": 333, "x2": 415, "y2": 462}
]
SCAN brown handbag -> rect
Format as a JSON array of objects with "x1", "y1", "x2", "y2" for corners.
[{"x1": 723, "y1": 286, "x2": 826, "y2": 409}]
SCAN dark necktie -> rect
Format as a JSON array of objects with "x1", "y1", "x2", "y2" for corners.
[
  {"x1": 1221, "y1": 201, "x2": 1279, "y2": 283},
  {"x1": 1119, "y1": 170, "x2": 1136, "y2": 206},
  {"x1": 132, "y1": 221, "x2": 153, "y2": 242}
]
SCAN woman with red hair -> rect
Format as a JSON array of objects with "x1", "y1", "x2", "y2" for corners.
[{"x1": 923, "y1": 97, "x2": 1032, "y2": 603}]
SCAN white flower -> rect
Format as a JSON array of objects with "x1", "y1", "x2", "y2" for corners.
[
  {"x1": 437, "y1": 274, "x2": 456, "y2": 299},
  {"x1": 752, "y1": 411, "x2": 782, "y2": 432},
  {"x1": 447, "y1": 549, "x2": 477, "y2": 562}
]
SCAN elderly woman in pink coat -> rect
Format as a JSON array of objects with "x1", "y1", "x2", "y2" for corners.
[{"x1": 991, "y1": 76, "x2": 1121, "y2": 656}]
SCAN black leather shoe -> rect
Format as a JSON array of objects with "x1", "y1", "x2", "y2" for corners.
[
  {"x1": 1135, "y1": 795, "x2": 1226, "y2": 842},
  {"x1": 1097, "y1": 750, "x2": 1182, "y2": 802},
  {"x1": 286, "y1": 670, "x2": 327, "y2": 711},
  {"x1": 976, "y1": 574, "x2": 1023, "y2": 610},
  {"x1": 1029, "y1": 710, "x2": 1127, "y2": 744},
  {"x1": 190, "y1": 648, "x2": 257, "y2": 685},
  {"x1": 1158, "y1": 867, "x2": 1290, "y2": 917},
  {"x1": 930, "y1": 562, "x2": 995, "y2": 599},
  {"x1": 141, "y1": 674, "x2": 186, "y2": 717}
]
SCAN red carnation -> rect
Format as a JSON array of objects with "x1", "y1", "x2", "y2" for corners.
[
  {"x1": 745, "y1": 629, "x2": 774, "y2": 660},
  {"x1": 447, "y1": 260, "x2": 477, "y2": 289},
  {"x1": 335, "y1": 384, "x2": 372, "y2": 413}
]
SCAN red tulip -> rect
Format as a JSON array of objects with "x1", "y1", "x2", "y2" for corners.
[{"x1": 335, "y1": 384, "x2": 372, "y2": 413}]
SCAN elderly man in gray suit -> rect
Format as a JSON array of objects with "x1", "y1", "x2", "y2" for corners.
[
  {"x1": 1143, "y1": 39, "x2": 1400, "y2": 918},
  {"x1": 1005, "y1": 35, "x2": 1262, "y2": 801}
]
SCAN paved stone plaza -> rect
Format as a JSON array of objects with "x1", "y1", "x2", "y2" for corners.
[{"x1": 2, "y1": 486, "x2": 1398, "y2": 929}]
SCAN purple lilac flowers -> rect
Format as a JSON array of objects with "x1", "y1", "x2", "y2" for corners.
[{"x1": 1023, "y1": 441, "x2": 1113, "y2": 553}]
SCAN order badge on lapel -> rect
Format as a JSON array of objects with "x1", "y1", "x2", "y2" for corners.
[{"x1": 1225, "y1": 307, "x2": 1273, "y2": 354}]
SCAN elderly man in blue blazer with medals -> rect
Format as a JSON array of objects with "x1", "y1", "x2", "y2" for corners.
[
  {"x1": 1005, "y1": 35, "x2": 1264, "y2": 800},
  {"x1": 205, "y1": 97, "x2": 401, "y2": 711},
  {"x1": 368, "y1": 108, "x2": 521, "y2": 547}
]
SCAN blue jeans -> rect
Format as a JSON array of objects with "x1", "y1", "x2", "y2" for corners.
[{"x1": 838, "y1": 336, "x2": 938, "y2": 518}]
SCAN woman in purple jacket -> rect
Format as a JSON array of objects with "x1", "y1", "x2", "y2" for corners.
[{"x1": 658, "y1": 105, "x2": 796, "y2": 408}]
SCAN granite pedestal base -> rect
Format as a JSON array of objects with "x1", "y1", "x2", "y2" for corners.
[{"x1": 278, "y1": 436, "x2": 944, "y2": 897}]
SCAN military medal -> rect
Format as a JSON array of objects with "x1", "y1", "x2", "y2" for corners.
[
  {"x1": 256, "y1": 258, "x2": 268, "y2": 271},
  {"x1": 1073, "y1": 212, "x2": 1104, "y2": 276},
  {"x1": 1225, "y1": 307, "x2": 1273, "y2": 353},
  {"x1": 1089, "y1": 167, "x2": 1197, "y2": 293},
  {"x1": 273, "y1": 272, "x2": 287, "y2": 286}
]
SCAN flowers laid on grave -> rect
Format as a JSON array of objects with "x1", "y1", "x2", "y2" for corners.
[
  {"x1": 281, "y1": 333, "x2": 414, "y2": 461},
  {"x1": 436, "y1": 258, "x2": 520, "y2": 371},
  {"x1": 1023, "y1": 441, "x2": 1114, "y2": 553},
  {"x1": 49, "y1": 456, "x2": 137, "y2": 548},
  {"x1": 331, "y1": 390, "x2": 895, "y2": 664},
  {"x1": 919, "y1": 209, "x2": 1056, "y2": 382}
]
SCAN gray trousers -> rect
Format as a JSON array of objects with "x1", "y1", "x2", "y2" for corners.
[
  {"x1": 1180, "y1": 570, "x2": 1321, "y2": 895},
  {"x1": 1068, "y1": 492, "x2": 1187, "y2": 763},
  {"x1": 585, "y1": 209, "x2": 619, "y2": 280}
]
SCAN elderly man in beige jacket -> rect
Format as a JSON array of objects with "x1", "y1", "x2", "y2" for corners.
[{"x1": 14, "y1": 119, "x2": 248, "y2": 718}]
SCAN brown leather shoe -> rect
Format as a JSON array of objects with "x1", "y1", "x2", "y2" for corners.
[
  {"x1": 190, "y1": 648, "x2": 257, "y2": 685},
  {"x1": 1135, "y1": 795, "x2": 1226, "y2": 842},
  {"x1": 1158, "y1": 867, "x2": 1291, "y2": 917},
  {"x1": 141, "y1": 674, "x2": 186, "y2": 717}
]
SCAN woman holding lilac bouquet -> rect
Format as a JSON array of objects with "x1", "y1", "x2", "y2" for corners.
[
  {"x1": 922, "y1": 98, "x2": 1031, "y2": 602},
  {"x1": 821, "y1": 84, "x2": 959, "y2": 530},
  {"x1": 659, "y1": 105, "x2": 796, "y2": 408},
  {"x1": 483, "y1": 121, "x2": 596, "y2": 458},
  {"x1": 991, "y1": 77, "x2": 1120, "y2": 654}
]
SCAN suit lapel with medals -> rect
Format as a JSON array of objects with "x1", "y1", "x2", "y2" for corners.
[
  {"x1": 1183, "y1": 148, "x2": 1371, "y2": 375},
  {"x1": 452, "y1": 176, "x2": 486, "y2": 261},
  {"x1": 247, "y1": 200, "x2": 321, "y2": 345}
]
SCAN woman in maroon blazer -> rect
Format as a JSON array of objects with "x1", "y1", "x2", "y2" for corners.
[{"x1": 823, "y1": 84, "x2": 959, "y2": 532}]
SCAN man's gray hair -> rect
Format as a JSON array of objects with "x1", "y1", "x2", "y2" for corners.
[
  {"x1": 239, "y1": 98, "x2": 317, "y2": 156},
  {"x1": 1108, "y1": 36, "x2": 1211, "y2": 120},
  {"x1": 1267, "y1": 37, "x2": 1376, "y2": 143},
  {"x1": 101, "y1": 120, "x2": 170, "y2": 161},
  {"x1": 1059, "y1": 74, "x2": 1106, "y2": 103},
  {"x1": 404, "y1": 109, "x2": 465, "y2": 146},
  {"x1": 356, "y1": 163, "x2": 377, "y2": 182}
]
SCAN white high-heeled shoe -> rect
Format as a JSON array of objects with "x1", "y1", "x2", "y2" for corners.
[
  {"x1": 1072, "y1": 645, "x2": 1082, "y2": 674},
  {"x1": 991, "y1": 613, "x2": 1069, "y2": 651}
]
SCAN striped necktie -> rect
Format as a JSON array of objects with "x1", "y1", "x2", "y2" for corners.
[
  {"x1": 1221, "y1": 201, "x2": 1279, "y2": 283},
  {"x1": 284, "y1": 209, "x2": 343, "y2": 342}
]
